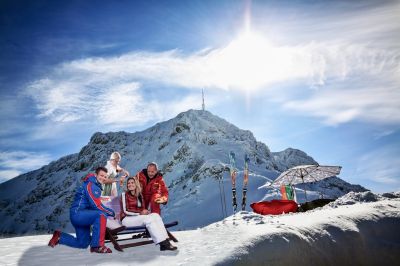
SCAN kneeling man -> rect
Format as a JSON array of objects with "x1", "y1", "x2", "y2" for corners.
[{"x1": 48, "y1": 167, "x2": 115, "y2": 253}]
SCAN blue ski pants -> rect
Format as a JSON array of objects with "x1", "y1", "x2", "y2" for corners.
[{"x1": 59, "y1": 210, "x2": 107, "y2": 248}]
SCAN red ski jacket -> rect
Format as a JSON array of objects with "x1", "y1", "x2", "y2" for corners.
[
  {"x1": 120, "y1": 192, "x2": 145, "y2": 220},
  {"x1": 137, "y1": 169, "x2": 169, "y2": 203}
]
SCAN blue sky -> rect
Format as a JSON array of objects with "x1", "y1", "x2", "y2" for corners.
[{"x1": 0, "y1": 0, "x2": 399, "y2": 193}]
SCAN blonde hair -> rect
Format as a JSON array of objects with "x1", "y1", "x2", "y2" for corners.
[
  {"x1": 110, "y1": 151, "x2": 121, "y2": 161},
  {"x1": 126, "y1": 177, "x2": 142, "y2": 197}
]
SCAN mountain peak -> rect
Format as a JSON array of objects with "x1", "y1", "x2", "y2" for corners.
[{"x1": 272, "y1": 148, "x2": 318, "y2": 172}]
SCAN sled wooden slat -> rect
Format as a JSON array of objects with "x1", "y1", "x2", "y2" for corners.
[
  {"x1": 105, "y1": 221, "x2": 179, "y2": 252},
  {"x1": 119, "y1": 240, "x2": 155, "y2": 249},
  {"x1": 167, "y1": 230, "x2": 178, "y2": 243}
]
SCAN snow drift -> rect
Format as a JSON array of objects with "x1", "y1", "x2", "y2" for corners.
[{"x1": 0, "y1": 191, "x2": 398, "y2": 266}]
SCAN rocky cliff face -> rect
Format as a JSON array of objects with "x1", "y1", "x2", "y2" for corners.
[{"x1": 0, "y1": 109, "x2": 366, "y2": 236}]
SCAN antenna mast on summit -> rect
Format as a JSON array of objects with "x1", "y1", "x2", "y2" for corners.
[{"x1": 202, "y1": 89, "x2": 205, "y2": 111}]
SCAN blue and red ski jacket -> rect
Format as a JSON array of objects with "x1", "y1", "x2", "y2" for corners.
[{"x1": 70, "y1": 173, "x2": 115, "y2": 217}]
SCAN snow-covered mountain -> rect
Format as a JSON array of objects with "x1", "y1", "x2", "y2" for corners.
[{"x1": 0, "y1": 109, "x2": 366, "y2": 236}]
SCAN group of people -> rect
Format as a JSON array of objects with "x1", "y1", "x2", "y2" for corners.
[{"x1": 48, "y1": 152, "x2": 177, "y2": 253}]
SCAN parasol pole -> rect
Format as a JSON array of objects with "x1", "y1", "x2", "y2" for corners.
[{"x1": 301, "y1": 175, "x2": 308, "y2": 202}]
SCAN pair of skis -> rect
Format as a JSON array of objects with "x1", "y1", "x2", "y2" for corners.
[{"x1": 229, "y1": 152, "x2": 250, "y2": 213}]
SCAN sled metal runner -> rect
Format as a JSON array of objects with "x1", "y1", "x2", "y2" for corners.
[{"x1": 105, "y1": 221, "x2": 179, "y2": 252}]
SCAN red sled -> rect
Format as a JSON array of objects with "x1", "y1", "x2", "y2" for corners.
[{"x1": 250, "y1": 200, "x2": 298, "y2": 215}]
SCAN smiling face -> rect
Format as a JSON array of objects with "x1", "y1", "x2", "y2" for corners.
[
  {"x1": 147, "y1": 165, "x2": 157, "y2": 179},
  {"x1": 110, "y1": 158, "x2": 120, "y2": 168},
  {"x1": 127, "y1": 178, "x2": 136, "y2": 192},
  {"x1": 96, "y1": 170, "x2": 108, "y2": 184}
]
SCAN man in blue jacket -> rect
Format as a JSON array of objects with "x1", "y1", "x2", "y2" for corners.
[{"x1": 48, "y1": 166, "x2": 115, "y2": 253}]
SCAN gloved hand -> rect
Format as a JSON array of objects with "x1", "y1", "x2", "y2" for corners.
[{"x1": 154, "y1": 196, "x2": 167, "y2": 204}]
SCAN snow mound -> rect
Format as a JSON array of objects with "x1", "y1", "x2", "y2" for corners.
[
  {"x1": 381, "y1": 191, "x2": 400, "y2": 199},
  {"x1": 328, "y1": 191, "x2": 382, "y2": 208},
  {"x1": 216, "y1": 198, "x2": 400, "y2": 266},
  {"x1": 0, "y1": 197, "x2": 399, "y2": 266}
]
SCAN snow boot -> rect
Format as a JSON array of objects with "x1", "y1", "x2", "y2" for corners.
[
  {"x1": 159, "y1": 239, "x2": 177, "y2": 251},
  {"x1": 48, "y1": 230, "x2": 61, "y2": 248},
  {"x1": 90, "y1": 246, "x2": 112, "y2": 253}
]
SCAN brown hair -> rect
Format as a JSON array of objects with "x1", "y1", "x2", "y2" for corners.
[{"x1": 95, "y1": 166, "x2": 108, "y2": 174}]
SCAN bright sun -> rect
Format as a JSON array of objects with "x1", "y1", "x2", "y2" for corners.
[{"x1": 212, "y1": 30, "x2": 290, "y2": 91}]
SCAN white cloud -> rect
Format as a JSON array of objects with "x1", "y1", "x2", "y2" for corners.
[
  {"x1": 0, "y1": 151, "x2": 52, "y2": 170},
  {"x1": 22, "y1": 1, "x2": 399, "y2": 127},
  {"x1": 51, "y1": 38, "x2": 398, "y2": 91},
  {"x1": 373, "y1": 130, "x2": 395, "y2": 140},
  {"x1": 355, "y1": 147, "x2": 400, "y2": 186},
  {"x1": 94, "y1": 82, "x2": 148, "y2": 125},
  {"x1": 25, "y1": 38, "x2": 399, "y2": 126},
  {"x1": 283, "y1": 82, "x2": 400, "y2": 125},
  {"x1": 0, "y1": 151, "x2": 53, "y2": 182},
  {"x1": 26, "y1": 78, "x2": 95, "y2": 122},
  {"x1": 25, "y1": 71, "x2": 215, "y2": 130},
  {"x1": 0, "y1": 169, "x2": 21, "y2": 183},
  {"x1": 259, "y1": 1, "x2": 400, "y2": 125}
]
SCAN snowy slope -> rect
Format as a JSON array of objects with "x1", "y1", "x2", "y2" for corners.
[
  {"x1": 0, "y1": 192, "x2": 399, "y2": 266},
  {"x1": 0, "y1": 109, "x2": 366, "y2": 236}
]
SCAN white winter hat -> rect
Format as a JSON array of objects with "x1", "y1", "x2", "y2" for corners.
[
  {"x1": 147, "y1": 162, "x2": 158, "y2": 170},
  {"x1": 110, "y1": 151, "x2": 121, "y2": 160}
]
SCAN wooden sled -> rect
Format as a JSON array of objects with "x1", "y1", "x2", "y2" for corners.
[{"x1": 105, "y1": 221, "x2": 179, "y2": 252}]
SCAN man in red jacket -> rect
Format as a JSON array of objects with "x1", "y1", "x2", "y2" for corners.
[{"x1": 136, "y1": 162, "x2": 168, "y2": 215}]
